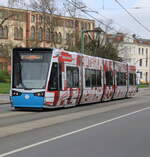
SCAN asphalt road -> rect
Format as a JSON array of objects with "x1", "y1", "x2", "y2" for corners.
[{"x1": 0, "y1": 89, "x2": 150, "y2": 157}]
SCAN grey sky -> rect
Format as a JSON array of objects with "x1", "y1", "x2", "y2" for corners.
[{"x1": 0, "y1": 0, "x2": 150, "y2": 39}]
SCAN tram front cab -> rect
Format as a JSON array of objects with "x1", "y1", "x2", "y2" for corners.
[{"x1": 11, "y1": 48, "x2": 52, "y2": 109}]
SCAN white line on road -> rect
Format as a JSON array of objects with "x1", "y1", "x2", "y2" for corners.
[{"x1": 1, "y1": 106, "x2": 150, "y2": 157}]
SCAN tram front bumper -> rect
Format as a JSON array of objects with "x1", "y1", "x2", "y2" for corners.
[{"x1": 11, "y1": 93, "x2": 44, "y2": 108}]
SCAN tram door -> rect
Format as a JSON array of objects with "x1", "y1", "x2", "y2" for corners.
[
  {"x1": 127, "y1": 65, "x2": 137, "y2": 97},
  {"x1": 102, "y1": 59, "x2": 114, "y2": 101},
  {"x1": 63, "y1": 64, "x2": 81, "y2": 107},
  {"x1": 46, "y1": 52, "x2": 81, "y2": 107},
  {"x1": 79, "y1": 56, "x2": 103, "y2": 104},
  {"x1": 113, "y1": 62, "x2": 128, "y2": 99}
]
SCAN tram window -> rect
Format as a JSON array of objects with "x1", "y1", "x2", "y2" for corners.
[
  {"x1": 106, "y1": 71, "x2": 113, "y2": 86},
  {"x1": 96, "y1": 70, "x2": 101, "y2": 86},
  {"x1": 85, "y1": 69, "x2": 102, "y2": 87},
  {"x1": 122, "y1": 73, "x2": 126, "y2": 85},
  {"x1": 134, "y1": 73, "x2": 136, "y2": 85},
  {"x1": 120, "y1": 73, "x2": 124, "y2": 85},
  {"x1": 48, "y1": 63, "x2": 62, "y2": 91},
  {"x1": 85, "y1": 69, "x2": 91, "y2": 87},
  {"x1": 117, "y1": 72, "x2": 120, "y2": 86},
  {"x1": 66, "y1": 66, "x2": 79, "y2": 88},
  {"x1": 129, "y1": 73, "x2": 134, "y2": 85},
  {"x1": 117, "y1": 72, "x2": 126, "y2": 86},
  {"x1": 91, "y1": 70, "x2": 96, "y2": 87},
  {"x1": 120, "y1": 73, "x2": 124, "y2": 86}
]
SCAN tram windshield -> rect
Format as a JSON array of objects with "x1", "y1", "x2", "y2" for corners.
[{"x1": 12, "y1": 49, "x2": 52, "y2": 89}]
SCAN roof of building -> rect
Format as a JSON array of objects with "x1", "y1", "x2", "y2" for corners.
[{"x1": 0, "y1": 5, "x2": 95, "y2": 23}]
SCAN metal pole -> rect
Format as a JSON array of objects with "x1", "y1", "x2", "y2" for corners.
[{"x1": 81, "y1": 30, "x2": 85, "y2": 54}]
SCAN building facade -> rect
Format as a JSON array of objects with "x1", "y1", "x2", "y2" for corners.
[
  {"x1": 117, "y1": 34, "x2": 150, "y2": 84},
  {"x1": 0, "y1": 6, "x2": 95, "y2": 72}
]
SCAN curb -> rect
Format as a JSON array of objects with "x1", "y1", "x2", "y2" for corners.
[
  {"x1": 0, "y1": 101, "x2": 10, "y2": 105},
  {"x1": 0, "y1": 94, "x2": 10, "y2": 104}
]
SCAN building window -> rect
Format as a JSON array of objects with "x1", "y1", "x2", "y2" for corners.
[
  {"x1": 70, "y1": 34, "x2": 74, "y2": 46},
  {"x1": 0, "y1": 26, "x2": 3, "y2": 38},
  {"x1": 46, "y1": 16, "x2": 51, "y2": 24},
  {"x1": 142, "y1": 48, "x2": 144, "y2": 55},
  {"x1": 50, "y1": 32, "x2": 53, "y2": 42},
  {"x1": 54, "y1": 32, "x2": 58, "y2": 43},
  {"x1": 146, "y1": 48, "x2": 148, "y2": 54},
  {"x1": 38, "y1": 27, "x2": 43, "y2": 41},
  {"x1": 3, "y1": 26, "x2": 8, "y2": 38},
  {"x1": 14, "y1": 27, "x2": 18, "y2": 39},
  {"x1": 14, "y1": 27, "x2": 23, "y2": 40},
  {"x1": 66, "y1": 33, "x2": 69, "y2": 44},
  {"x1": 46, "y1": 28, "x2": 50, "y2": 41},
  {"x1": 31, "y1": 15, "x2": 35, "y2": 23},
  {"x1": 0, "y1": 26, "x2": 8, "y2": 39},
  {"x1": 146, "y1": 72, "x2": 148, "y2": 83},
  {"x1": 140, "y1": 72, "x2": 142, "y2": 79},
  {"x1": 18, "y1": 27, "x2": 23, "y2": 40},
  {"x1": 58, "y1": 32, "x2": 62, "y2": 44},
  {"x1": 39, "y1": 15, "x2": 43, "y2": 23},
  {"x1": 66, "y1": 33, "x2": 73, "y2": 45},
  {"x1": 88, "y1": 23, "x2": 91, "y2": 29},
  {"x1": 139, "y1": 59, "x2": 142, "y2": 66},
  {"x1": 31, "y1": 26, "x2": 35, "y2": 40},
  {"x1": 146, "y1": 49, "x2": 148, "y2": 67},
  {"x1": 138, "y1": 48, "x2": 141, "y2": 54},
  {"x1": 146, "y1": 58, "x2": 148, "y2": 67}
]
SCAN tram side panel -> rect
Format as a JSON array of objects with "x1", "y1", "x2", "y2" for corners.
[
  {"x1": 45, "y1": 50, "x2": 82, "y2": 108},
  {"x1": 113, "y1": 61, "x2": 128, "y2": 99},
  {"x1": 79, "y1": 55, "x2": 103, "y2": 104}
]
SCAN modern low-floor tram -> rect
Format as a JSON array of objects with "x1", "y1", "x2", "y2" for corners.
[{"x1": 10, "y1": 48, "x2": 137, "y2": 109}]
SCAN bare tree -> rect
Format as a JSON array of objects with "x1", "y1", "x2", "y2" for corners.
[
  {"x1": 30, "y1": 0, "x2": 59, "y2": 47},
  {"x1": 0, "y1": 0, "x2": 25, "y2": 57},
  {"x1": 63, "y1": 0, "x2": 85, "y2": 18},
  {"x1": 0, "y1": 0, "x2": 26, "y2": 27},
  {"x1": 0, "y1": 40, "x2": 14, "y2": 57}
]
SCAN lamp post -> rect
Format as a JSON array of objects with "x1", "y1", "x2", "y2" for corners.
[{"x1": 81, "y1": 28, "x2": 103, "y2": 54}]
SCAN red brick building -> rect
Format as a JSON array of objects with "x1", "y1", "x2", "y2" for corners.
[{"x1": 0, "y1": 6, "x2": 95, "y2": 72}]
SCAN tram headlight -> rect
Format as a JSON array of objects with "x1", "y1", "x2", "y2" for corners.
[
  {"x1": 34, "y1": 92, "x2": 45, "y2": 97},
  {"x1": 12, "y1": 91, "x2": 22, "y2": 96}
]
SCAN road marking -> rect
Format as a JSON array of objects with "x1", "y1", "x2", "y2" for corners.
[
  {"x1": 1, "y1": 106, "x2": 150, "y2": 157},
  {"x1": 0, "y1": 98, "x2": 145, "y2": 138}
]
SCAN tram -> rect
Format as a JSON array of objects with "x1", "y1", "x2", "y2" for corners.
[{"x1": 10, "y1": 48, "x2": 137, "y2": 109}]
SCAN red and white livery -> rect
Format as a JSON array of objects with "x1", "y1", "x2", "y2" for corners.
[{"x1": 10, "y1": 48, "x2": 137, "y2": 109}]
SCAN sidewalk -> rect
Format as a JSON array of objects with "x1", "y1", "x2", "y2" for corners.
[{"x1": 0, "y1": 94, "x2": 10, "y2": 104}]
